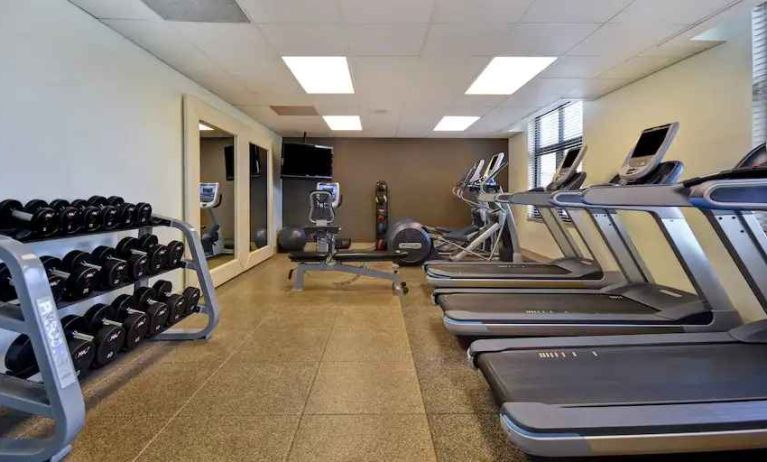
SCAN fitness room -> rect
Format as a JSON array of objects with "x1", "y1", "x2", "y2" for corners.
[{"x1": 3, "y1": 0, "x2": 767, "y2": 461}]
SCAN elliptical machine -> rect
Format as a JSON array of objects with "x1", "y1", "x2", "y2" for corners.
[{"x1": 199, "y1": 182, "x2": 233, "y2": 258}]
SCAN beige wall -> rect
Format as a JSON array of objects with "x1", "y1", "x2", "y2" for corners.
[
  {"x1": 283, "y1": 138, "x2": 508, "y2": 241},
  {"x1": 508, "y1": 10, "x2": 764, "y2": 321}
]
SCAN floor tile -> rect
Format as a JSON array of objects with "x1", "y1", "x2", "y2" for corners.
[
  {"x1": 406, "y1": 317, "x2": 471, "y2": 364},
  {"x1": 138, "y1": 330, "x2": 251, "y2": 365},
  {"x1": 323, "y1": 327, "x2": 411, "y2": 362},
  {"x1": 305, "y1": 362, "x2": 424, "y2": 414},
  {"x1": 258, "y1": 304, "x2": 339, "y2": 330},
  {"x1": 236, "y1": 327, "x2": 332, "y2": 362},
  {"x1": 85, "y1": 361, "x2": 214, "y2": 417},
  {"x1": 416, "y1": 359, "x2": 496, "y2": 414},
  {"x1": 333, "y1": 304, "x2": 406, "y2": 331},
  {"x1": 67, "y1": 411, "x2": 168, "y2": 462},
  {"x1": 136, "y1": 415, "x2": 300, "y2": 462},
  {"x1": 428, "y1": 413, "x2": 525, "y2": 462},
  {"x1": 289, "y1": 414, "x2": 436, "y2": 462},
  {"x1": 180, "y1": 360, "x2": 317, "y2": 416}
]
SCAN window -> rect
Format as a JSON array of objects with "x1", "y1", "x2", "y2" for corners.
[
  {"x1": 754, "y1": 3, "x2": 767, "y2": 227},
  {"x1": 527, "y1": 101, "x2": 583, "y2": 219}
]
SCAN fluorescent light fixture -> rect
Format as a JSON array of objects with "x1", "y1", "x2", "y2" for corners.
[
  {"x1": 323, "y1": 115, "x2": 362, "y2": 131},
  {"x1": 434, "y1": 116, "x2": 480, "y2": 132},
  {"x1": 199, "y1": 123, "x2": 214, "y2": 131},
  {"x1": 282, "y1": 56, "x2": 355, "y2": 94},
  {"x1": 466, "y1": 57, "x2": 557, "y2": 95}
]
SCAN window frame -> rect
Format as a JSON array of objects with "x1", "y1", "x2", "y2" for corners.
[{"x1": 527, "y1": 102, "x2": 583, "y2": 220}]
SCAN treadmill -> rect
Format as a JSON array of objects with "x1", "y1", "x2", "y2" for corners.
[
  {"x1": 424, "y1": 146, "x2": 614, "y2": 289},
  {"x1": 469, "y1": 145, "x2": 767, "y2": 457},
  {"x1": 436, "y1": 124, "x2": 743, "y2": 336}
]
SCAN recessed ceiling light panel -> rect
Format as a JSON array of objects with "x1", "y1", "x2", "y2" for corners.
[
  {"x1": 434, "y1": 116, "x2": 480, "y2": 132},
  {"x1": 466, "y1": 57, "x2": 557, "y2": 95},
  {"x1": 323, "y1": 115, "x2": 362, "y2": 131},
  {"x1": 282, "y1": 57, "x2": 355, "y2": 94}
]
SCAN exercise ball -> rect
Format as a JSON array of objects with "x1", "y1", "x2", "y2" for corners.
[
  {"x1": 278, "y1": 226, "x2": 307, "y2": 251},
  {"x1": 254, "y1": 228, "x2": 268, "y2": 248}
]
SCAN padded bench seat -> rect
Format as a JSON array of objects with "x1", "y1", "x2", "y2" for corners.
[{"x1": 289, "y1": 250, "x2": 408, "y2": 263}]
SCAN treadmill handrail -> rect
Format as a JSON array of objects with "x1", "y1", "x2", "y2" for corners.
[
  {"x1": 690, "y1": 178, "x2": 767, "y2": 211},
  {"x1": 581, "y1": 184, "x2": 691, "y2": 209},
  {"x1": 503, "y1": 190, "x2": 554, "y2": 207},
  {"x1": 582, "y1": 179, "x2": 767, "y2": 211}
]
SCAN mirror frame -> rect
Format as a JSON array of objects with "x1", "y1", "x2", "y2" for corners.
[{"x1": 183, "y1": 95, "x2": 279, "y2": 287}]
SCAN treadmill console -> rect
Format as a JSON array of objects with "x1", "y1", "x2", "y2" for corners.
[
  {"x1": 200, "y1": 182, "x2": 220, "y2": 209},
  {"x1": 618, "y1": 122, "x2": 679, "y2": 182},
  {"x1": 548, "y1": 146, "x2": 587, "y2": 191},
  {"x1": 316, "y1": 182, "x2": 341, "y2": 208}
]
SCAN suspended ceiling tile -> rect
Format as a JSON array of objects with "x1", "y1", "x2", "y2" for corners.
[
  {"x1": 613, "y1": 0, "x2": 739, "y2": 25},
  {"x1": 338, "y1": 0, "x2": 434, "y2": 24},
  {"x1": 259, "y1": 23, "x2": 348, "y2": 55},
  {"x1": 521, "y1": 0, "x2": 633, "y2": 24},
  {"x1": 237, "y1": 0, "x2": 342, "y2": 23},
  {"x1": 346, "y1": 24, "x2": 428, "y2": 56},
  {"x1": 431, "y1": 0, "x2": 533, "y2": 24},
  {"x1": 69, "y1": 0, "x2": 161, "y2": 20}
]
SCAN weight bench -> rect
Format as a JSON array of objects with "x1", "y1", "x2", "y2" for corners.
[
  {"x1": 287, "y1": 187, "x2": 409, "y2": 294},
  {"x1": 289, "y1": 249, "x2": 409, "y2": 294}
]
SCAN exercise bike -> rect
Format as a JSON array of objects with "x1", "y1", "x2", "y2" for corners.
[
  {"x1": 200, "y1": 182, "x2": 234, "y2": 258},
  {"x1": 288, "y1": 182, "x2": 409, "y2": 294}
]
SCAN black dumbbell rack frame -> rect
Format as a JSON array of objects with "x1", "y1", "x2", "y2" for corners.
[{"x1": 0, "y1": 214, "x2": 219, "y2": 461}]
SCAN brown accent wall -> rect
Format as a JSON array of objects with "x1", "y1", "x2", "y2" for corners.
[{"x1": 282, "y1": 138, "x2": 508, "y2": 241}]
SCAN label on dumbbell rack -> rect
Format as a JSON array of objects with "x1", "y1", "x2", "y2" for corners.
[{"x1": 36, "y1": 297, "x2": 77, "y2": 388}]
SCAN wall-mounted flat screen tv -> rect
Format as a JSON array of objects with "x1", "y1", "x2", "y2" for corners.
[{"x1": 281, "y1": 142, "x2": 333, "y2": 179}]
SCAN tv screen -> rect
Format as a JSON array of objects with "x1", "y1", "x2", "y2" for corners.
[
  {"x1": 281, "y1": 143, "x2": 333, "y2": 179},
  {"x1": 225, "y1": 144, "x2": 262, "y2": 181}
]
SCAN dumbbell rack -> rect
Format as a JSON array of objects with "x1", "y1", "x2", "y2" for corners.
[{"x1": 0, "y1": 214, "x2": 219, "y2": 462}]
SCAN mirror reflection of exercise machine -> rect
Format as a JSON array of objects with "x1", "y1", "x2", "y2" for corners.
[{"x1": 200, "y1": 182, "x2": 233, "y2": 258}]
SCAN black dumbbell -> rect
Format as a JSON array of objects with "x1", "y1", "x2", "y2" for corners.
[
  {"x1": 84, "y1": 301, "x2": 147, "y2": 352},
  {"x1": 92, "y1": 246, "x2": 148, "y2": 282},
  {"x1": 72, "y1": 198, "x2": 119, "y2": 231},
  {"x1": 0, "y1": 199, "x2": 59, "y2": 237},
  {"x1": 63, "y1": 250, "x2": 127, "y2": 290},
  {"x1": 40, "y1": 256, "x2": 98, "y2": 300},
  {"x1": 0, "y1": 262, "x2": 65, "y2": 302},
  {"x1": 106, "y1": 196, "x2": 153, "y2": 227},
  {"x1": 112, "y1": 294, "x2": 168, "y2": 338},
  {"x1": 133, "y1": 234, "x2": 184, "y2": 269},
  {"x1": 63, "y1": 199, "x2": 103, "y2": 232},
  {"x1": 61, "y1": 314, "x2": 124, "y2": 368},
  {"x1": 136, "y1": 283, "x2": 186, "y2": 327},
  {"x1": 47, "y1": 199, "x2": 83, "y2": 235},
  {"x1": 5, "y1": 332, "x2": 95, "y2": 379},
  {"x1": 181, "y1": 287, "x2": 201, "y2": 316},
  {"x1": 115, "y1": 236, "x2": 167, "y2": 274},
  {"x1": 90, "y1": 196, "x2": 135, "y2": 228}
]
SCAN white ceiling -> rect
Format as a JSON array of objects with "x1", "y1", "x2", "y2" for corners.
[{"x1": 70, "y1": 0, "x2": 751, "y2": 138}]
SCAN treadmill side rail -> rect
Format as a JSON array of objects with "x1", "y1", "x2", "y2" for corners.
[
  {"x1": 468, "y1": 331, "x2": 735, "y2": 363},
  {"x1": 501, "y1": 401, "x2": 767, "y2": 457}
]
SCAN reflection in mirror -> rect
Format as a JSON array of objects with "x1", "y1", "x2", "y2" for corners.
[
  {"x1": 199, "y1": 122, "x2": 236, "y2": 268},
  {"x1": 249, "y1": 143, "x2": 269, "y2": 250}
]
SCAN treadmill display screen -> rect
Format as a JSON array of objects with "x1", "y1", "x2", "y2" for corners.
[
  {"x1": 561, "y1": 148, "x2": 580, "y2": 168},
  {"x1": 632, "y1": 127, "x2": 669, "y2": 158}
]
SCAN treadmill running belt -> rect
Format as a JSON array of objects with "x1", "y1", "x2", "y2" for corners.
[
  {"x1": 478, "y1": 343, "x2": 767, "y2": 406},
  {"x1": 439, "y1": 293, "x2": 655, "y2": 317},
  {"x1": 428, "y1": 263, "x2": 570, "y2": 278}
]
